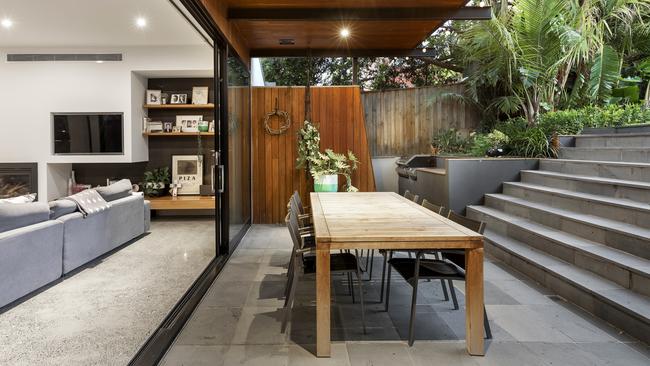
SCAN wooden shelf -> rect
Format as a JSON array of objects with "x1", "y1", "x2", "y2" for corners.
[
  {"x1": 144, "y1": 103, "x2": 215, "y2": 109},
  {"x1": 143, "y1": 132, "x2": 214, "y2": 137},
  {"x1": 147, "y1": 195, "x2": 215, "y2": 210}
]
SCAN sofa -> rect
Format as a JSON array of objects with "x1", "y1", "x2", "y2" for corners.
[{"x1": 0, "y1": 180, "x2": 150, "y2": 308}]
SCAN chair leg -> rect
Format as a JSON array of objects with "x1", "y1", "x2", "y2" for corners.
[
  {"x1": 448, "y1": 280, "x2": 459, "y2": 310},
  {"x1": 355, "y1": 269, "x2": 367, "y2": 334},
  {"x1": 434, "y1": 252, "x2": 449, "y2": 301},
  {"x1": 379, "y1": 251, "x2": 388, "y2": 303},
  {"x1": 408, "y1": 279, "x2": 419, "y2": 347},
  {"x1": 283, "y1": 267, "x2": 294, "y2": 308},
  {"x1": 384, "y1": 251, "x2": 393, "y2": 312},
  {"x1": 282, "y1": 256, "x2": 300, "y2": 334},
  {"x1": 346, "y1": 273, "x2": 353, "y2": 297},
  {"x1": 367, "y1": 249, "x2": 374, "y2": 281},
  {"x1": 350, "y1": 273, "x2": 356, "y2": 304},
  {"x1": 484, "y1": 306, "x2": 492, "y2": 339}
]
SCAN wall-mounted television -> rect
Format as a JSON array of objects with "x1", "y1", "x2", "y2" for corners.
[{"x1": 52, "y1": 113, "x2": 124, "y2": 155}]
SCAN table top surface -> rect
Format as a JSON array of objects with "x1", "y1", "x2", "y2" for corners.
[{"x1": 310, "y1": 192, "x2": 483, "y2": 248}]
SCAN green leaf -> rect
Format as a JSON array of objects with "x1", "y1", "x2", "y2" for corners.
[{"x1": 588, "y1": 45, "x2": 621, "y2": 102}]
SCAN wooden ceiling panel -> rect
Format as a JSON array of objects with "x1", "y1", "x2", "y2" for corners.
[
  {"x1": 234, "y1": 20, "x2": 440, "y2": 51},
  {"x1": 226, "y1": 0, "x2": 465, "y2": 9}
]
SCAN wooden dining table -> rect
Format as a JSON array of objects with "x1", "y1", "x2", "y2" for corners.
[{"x1": 310, "y1": 192, "x2": 485, "y2": 357}]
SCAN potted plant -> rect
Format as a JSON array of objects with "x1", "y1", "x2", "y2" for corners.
[
  {"x1": 297, "y1": 121, "x2": 359, "y2": 192},
  {"x1": 143, "y1": 167, "x2": 170, "y2": 197}
]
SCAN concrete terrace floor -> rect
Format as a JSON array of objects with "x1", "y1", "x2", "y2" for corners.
[
  {"x1": 0, "y1": 218, "x2": 215, "y2": 366},
  {"x1": 160, "y1": 224, "x2": 650, "y2": 366}
]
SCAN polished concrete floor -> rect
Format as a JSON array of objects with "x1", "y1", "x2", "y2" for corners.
[
  {"x1": 160, "y1": 225, "x2": 650, "y2": 366},
  {"x1": 0, "y1": 218, "x2": 215, "y2": 366}
]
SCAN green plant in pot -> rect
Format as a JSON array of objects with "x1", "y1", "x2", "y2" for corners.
[
  {"x1": 297, "y1": 120, "x2": 359, "y2": 192},
  {"x1": 143, "y1": 167, "x2": 170, "y2": 197}
]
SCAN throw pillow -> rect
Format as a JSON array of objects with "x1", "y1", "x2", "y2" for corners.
[
  {"x1": 0, "y1": 202, "x2": 50, "y2": 233},
  {"x1": 48, "y1": 199, "x2": 78, "y2": 219},
  {"x1": 95, "y1": 179, "x2": 133, "y2": 202}
]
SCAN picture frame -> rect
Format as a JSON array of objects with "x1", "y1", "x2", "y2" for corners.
[
  {"x1": 163, "y1": 122, "x2": 173, "y2": 133},
  {"x1": 176, "y1": 115, "x2": 203, "y2": 133},
  {"x1": 146, "y1": 90, "x2": 162, "y2": 105},
  {"x1": 172, "y1": 155, "x2": 203, "y2": 195},
  {"x1": 170, "y1": 93, "x2": 187, "y2": 104},
  {"x1": 192, "y1": 86, "x2": 209, "y2": 105}
]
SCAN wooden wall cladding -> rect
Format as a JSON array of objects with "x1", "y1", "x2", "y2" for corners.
[
  {"x1": 252, "y1": 86, "x2": 375, "y2": 224},
  {"x1": 362, "y1": 84, "x2": 480, "y2": 157}
]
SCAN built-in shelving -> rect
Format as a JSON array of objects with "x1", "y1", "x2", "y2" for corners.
[
  {"x1": 142, "y1": 132, "x2": 214, "y2": 137},
  {"x1": 143, "y1": 103, "x2": 215, "y2": 110}
]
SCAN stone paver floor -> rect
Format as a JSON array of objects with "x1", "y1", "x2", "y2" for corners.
[{"x1": 160, "y1": 225, "x2": 650, "y2": 366}]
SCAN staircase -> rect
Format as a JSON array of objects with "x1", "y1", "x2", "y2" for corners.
[{"x1": 466, "y1": 132, "x2": 650, "y2": 343}]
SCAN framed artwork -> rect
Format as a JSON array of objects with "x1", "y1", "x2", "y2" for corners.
[
  {"x1": 170, "y1": 93, "x2": 187, "y2": 104},
  {"x1": 192, "y1": 86, "x2": 209, "y2": 105},
  {"x1": 172, "y1": 155, "x2": 203, "y2": 195},
  {"x1": 176, "y1": 115, "x2": 202, "y2": 133},
  {"x1": 146, "y1": 90, "x2": 162, "y2": 105},
  {"x1": 163, "y1": 122, "x2": 173, "y2": 133}
]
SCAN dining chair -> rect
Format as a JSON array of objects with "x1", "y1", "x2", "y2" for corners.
[
  {"x1": 403, "y1": 190, "x2": 420, "y2": 203},
  {"x1": 282, "y1": 205, "x2": 366, "y2": 334},
  {"x1": 383, "y1": 210, "x2": 492, "y2": 346},
  {"x1": 421, "y1": 199, "x2": 448, "y2": 217}
]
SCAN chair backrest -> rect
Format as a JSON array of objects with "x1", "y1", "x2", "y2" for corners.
[
  {"x1": 292, "y1": 191, "x2": 305, "y2": 214},
  {"x1": 447, "y1": 211, "x2": 486, "y2": 234},
  {"x1": 421, "y1": 199, "x2": 446, "y2": 216},
  {"x1": 286, "y1": 204, "x2": 303, "y2": 251},
  {"x1": 404, "y1": 190, "x2": 420, "y2": 203}
]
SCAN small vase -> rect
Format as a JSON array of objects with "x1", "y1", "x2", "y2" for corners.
[{"x1": 314, "y1": 174, "x2": 338, "y2": 192}]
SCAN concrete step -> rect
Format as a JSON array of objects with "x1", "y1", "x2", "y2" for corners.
[
  {"x1": 471, "y1": 201, "x2": 650, "y2": 283},
  {"x1": 503, "y1": 182, "x2": 650, "y2": 230},
  {"x1": 474, "y1": 228, "x2": 650, "y2": 344},
  {"x1": 559, "y1": 147, "x2": 650, "y2": 163},
  {"x1": 573, "y1": 133, "x2": 650, "y2": 148},
  {"x1": 540, "y1": 159, "x2": 650, "y2": 183},
  {"x1": 483, "y1": 193, "x2": 650, "y2": 260},
  {"x1": 520, "y1": 170, "x2": 650, "y2": 204}
]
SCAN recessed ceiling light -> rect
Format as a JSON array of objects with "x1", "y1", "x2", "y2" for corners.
[
  {"x1": 339, "y1": 27, "x2": 350, "y2": 38},
  {"x1": 1, "y1": 18, "x2": 13, "y2": 29},
  {"x1": 96, "y1": 60, "x2": 104, "y2": 64},
  {"x1": 422, "y1": 48, "x2": 427, "y2": 53},
  {"x1": 135, "y1": 17, "x2": 147, "y2": 28}
]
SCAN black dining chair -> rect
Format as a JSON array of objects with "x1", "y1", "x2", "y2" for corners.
[
  {"x1": 403, "y1": 190, "x2": 420, "y2": 203},
  {"x1": 282, "y1": 203, "x2": 366, "y2": 334},
  {"x1": 384, "y1": 210, "x2": 492, "y2": 346}
]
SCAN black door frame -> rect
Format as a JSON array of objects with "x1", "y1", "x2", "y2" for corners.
[{"x1": 129, "y1": 1, "x2": 251, "y2": 364}]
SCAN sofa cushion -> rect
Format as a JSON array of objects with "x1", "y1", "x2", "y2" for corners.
[
  {"x1": 49, "y1": 199, "x2": 78, "y2": 219},
  {"x1": 95, "y1": 179, "x2": 132, "y2": 202},
  {"x1": 0, "y1": 202, "x2": 50, "y2": 233},
  {"x1": 0, "y1": 193, "x2": 37, "y2": 204}
]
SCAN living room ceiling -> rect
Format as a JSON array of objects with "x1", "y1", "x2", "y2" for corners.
[{"x1": 0, "y1": 0, "x2": 207, "y2": 48}]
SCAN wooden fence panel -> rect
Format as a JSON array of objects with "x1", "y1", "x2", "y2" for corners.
[
  {"x1": 362, "y1": 85, "x2": 480, "y2": 157},
  {"x1": 252, "y1": 86, "x2": 376, "y2": 224}
]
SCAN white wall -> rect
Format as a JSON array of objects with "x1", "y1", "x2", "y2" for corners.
[{"x1": 0, "y1": 46, "x2": 212, "y2": 200}]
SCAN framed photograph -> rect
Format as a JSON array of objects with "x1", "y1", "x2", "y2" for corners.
[
  {"x1": 172, "y1": 126, "x2": 182, "y2": 132},
  {"x1": 170, "y1": 93, "x2": 187, "y2": 104},
  {"x1": 172, "y1": 155, "x2": 203, "y2": 195},
  {"x1": 176, "y1": 115, "x2": 203, "y2": 133},
  {"x1": 146, "y1": 90, "x2": 162, "y2": 105},
  {"x1": 192, "y1": 86, "x2": 209, "y2": 105},
  {"x1": 163, "y1": 122, "x2": 173, "y2": 133}
]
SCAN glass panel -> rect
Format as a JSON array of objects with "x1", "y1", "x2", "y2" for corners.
[{"x1": 227, "y1": 55, "x2": 251, "y2": 241}]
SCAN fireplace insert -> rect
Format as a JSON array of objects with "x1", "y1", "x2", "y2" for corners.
[{"x1": 0, "y1": 163, "x2": 38, "y2": 199}]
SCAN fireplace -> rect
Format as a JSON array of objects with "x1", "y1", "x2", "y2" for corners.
[{"x1": 0, "y1": 163, "x2": 38, "y2": 199}]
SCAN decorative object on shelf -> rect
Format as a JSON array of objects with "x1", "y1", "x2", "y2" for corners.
[
  {"x1": 172, "y1": 126, "x2": 182, "y2": 133},
  {"x1": 264, "y1": 97, "x2": 291, "y2": 135},
  {"x1": 172, "y1": 155, "x2": 203, "y2": 195},
  {"x1": 163, "y1": 122, "x2": 173, "y2": 133},
  {"x1": 296, "y1": 121, "x2": 359, "y2": 192},
  {"x1": 170, "y1": 93, "x2": 187, "y2": 104},
  {"x1": 176, "y1": 115, "x2": 202, "y2": 132},
  {"x1": 208, "y1": 121, "x2": 215, "y2": 132},
  {"x1": 146, "y1": 90, "x2": 162, "y2": 105},
  {"x1": 161, "y1": 92, "x2": 169, "y2": 105},
  {"x1": 192, "y1": 86, "x2": 209, "y2": 105},
  {"x1": 147, "y1": 121, "x2": 163, "y2": 133},
  {"x1": 198, "y1": 121, "x2": 209, "y2": 132},
  {"x1": 169, "y1": 180, "x2": 182, "y2": 197},
  {"x1": 199, "y1": 184, "x2": 214, "y2": 196},
  {"x1": 143, "y1": 167, "x2": 170, "y2": 197},
  {"x1": 143, "y1": 117, "x2": 151, "y2": 132},
  {"x1": 67, "y1": 170, "x2": 76, "y2": 196}
]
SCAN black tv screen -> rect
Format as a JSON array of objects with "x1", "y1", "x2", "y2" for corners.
[{"x1": 53, "y1": 113, "x2": 123, "y2": 154}]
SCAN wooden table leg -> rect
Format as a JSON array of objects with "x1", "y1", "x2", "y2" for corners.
[
  {"x1": 316, "y1": 248, "x2": 331, "y2": 357},
  {"x1": 465, "y1": 247, "x2": 485, "y2": 356}
]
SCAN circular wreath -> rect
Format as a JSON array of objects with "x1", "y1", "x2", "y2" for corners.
[{"x1": 264, "y1": 109, "x2": 291, "y2": 135}]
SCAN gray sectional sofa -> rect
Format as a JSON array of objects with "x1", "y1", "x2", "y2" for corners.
[{"x1": 0, "y1": 181, "x2": 150, "y2": 309}]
